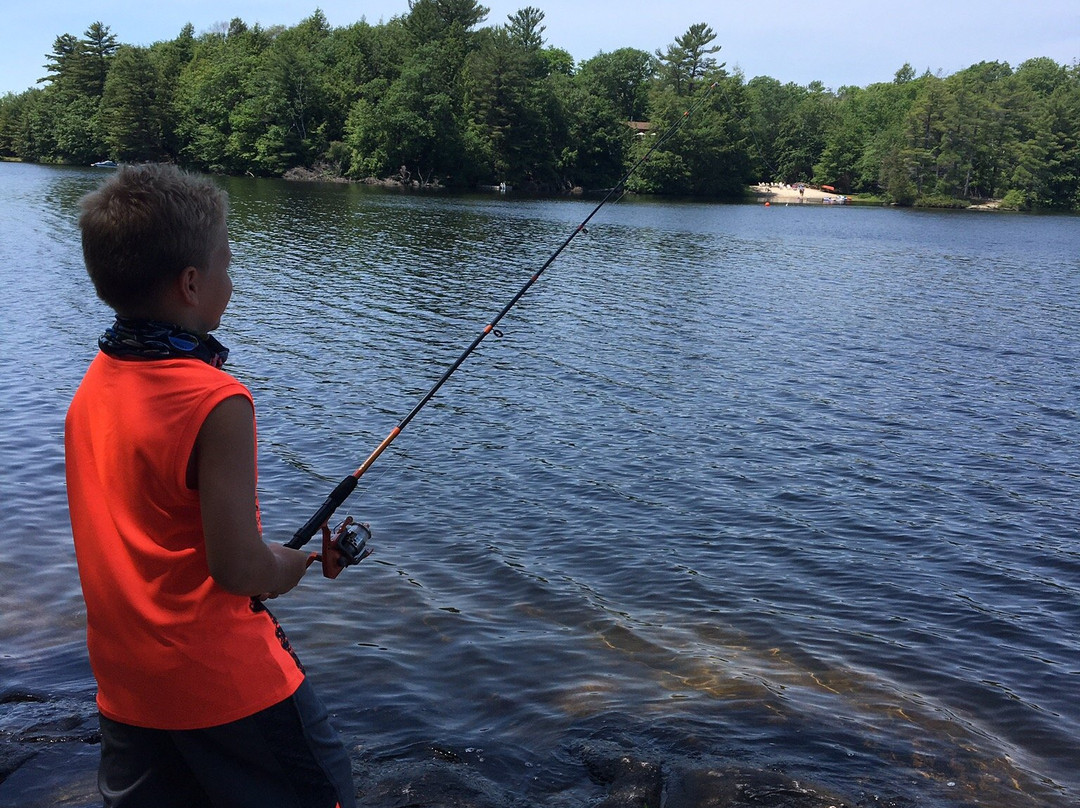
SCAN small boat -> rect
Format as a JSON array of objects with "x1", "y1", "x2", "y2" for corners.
[{"x1": 91, "y1": 160, "x2": 118, "y2": 168}]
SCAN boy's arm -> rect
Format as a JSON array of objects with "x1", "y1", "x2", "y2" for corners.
[{"x1": 196, "y1": 395, "x2": 311, "y2": 597}]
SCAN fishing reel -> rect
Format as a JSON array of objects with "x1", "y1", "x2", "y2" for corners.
[{"x1": 315, "y1": 516, "x2": 372, "y2": 579}]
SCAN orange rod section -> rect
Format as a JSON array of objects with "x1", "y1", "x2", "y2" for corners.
[{"x1": 353, "y1": 426, "x2": 402, "y2": 478}]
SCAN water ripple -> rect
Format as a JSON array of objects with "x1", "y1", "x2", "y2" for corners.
[{"x1": 3, "y1": 166, "x2": 1078, "y2": 807}]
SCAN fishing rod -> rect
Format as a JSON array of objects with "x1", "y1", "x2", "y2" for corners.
[{"x1": 291, "y1": 81, "x2": 720, "y2": 577}]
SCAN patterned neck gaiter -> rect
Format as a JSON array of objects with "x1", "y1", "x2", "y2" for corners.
[{"x1": 98, "y1": 317, "x2": 230, "y2": 369}]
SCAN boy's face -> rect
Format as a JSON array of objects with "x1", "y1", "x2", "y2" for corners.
[{"x1": 195, "y1": 224, "x2": 233, "y2": 334}]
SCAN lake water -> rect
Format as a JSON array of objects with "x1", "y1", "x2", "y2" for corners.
[{"x1": 0, "y1": 162, "x2": 1077, "y2": 807}]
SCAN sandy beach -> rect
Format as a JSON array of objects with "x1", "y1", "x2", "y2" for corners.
[{"x1": 750, "y1": 182, "x2": 848, "y2": 204}]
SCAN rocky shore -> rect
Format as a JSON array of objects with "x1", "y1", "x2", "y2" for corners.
[{"x1": 0, "y1": 691, "x2": 918, "y2": 808}]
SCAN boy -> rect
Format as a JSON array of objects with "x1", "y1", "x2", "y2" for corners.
[{"x1": 65, "y1": 163, "x2": 355, "y2": 808}]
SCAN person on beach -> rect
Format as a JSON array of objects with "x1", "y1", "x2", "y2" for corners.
[{"x1": 65, "y1": 163, "x2": 355, "y2": 808}]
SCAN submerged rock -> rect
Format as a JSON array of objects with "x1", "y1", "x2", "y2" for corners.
[
  {"x1": 353, "y1": 756, "x2": 519, "y2": 808},
  {"x1": 345, "y1": 740, "x2": 914, "y2": 808},
  {"x1": 578, "y1": 741, "x2": 879, "y2": 808},
  {"x1": 580, "y1": 742, "x2": 663, "y2": 807}
]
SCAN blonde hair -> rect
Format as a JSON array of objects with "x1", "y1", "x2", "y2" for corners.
[{"x1": 78, "y1": 164, "x2": 229, "y2": 314}]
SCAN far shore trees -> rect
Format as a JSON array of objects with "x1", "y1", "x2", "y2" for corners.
[{"x1": 2, "y1": 14, "x2": 1077, "y2": 209}]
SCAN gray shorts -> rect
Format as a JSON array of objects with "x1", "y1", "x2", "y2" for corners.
[{"x1": 97, "y1": 678, "x2": 355, "y2": 808}]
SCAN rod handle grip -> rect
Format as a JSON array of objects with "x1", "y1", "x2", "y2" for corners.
[{"x1": 286, "y1": 475, "x2": 358, "y2": 549}]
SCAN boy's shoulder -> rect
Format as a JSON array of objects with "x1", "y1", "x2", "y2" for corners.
[
  {"x1": 88, "y1": 351, "x2": 240, "y2": 381},
  {"x1": 77, "y1": 353, "x2": 250, "y2": 410}
]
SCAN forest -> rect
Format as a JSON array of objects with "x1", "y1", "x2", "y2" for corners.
[{"x1": 1, "y1": 1, "x2": 1078, "y2": 210}]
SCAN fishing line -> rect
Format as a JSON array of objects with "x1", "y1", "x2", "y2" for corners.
[{"x1": 287, "y1": 81, "x2": 720, "y2": 559}]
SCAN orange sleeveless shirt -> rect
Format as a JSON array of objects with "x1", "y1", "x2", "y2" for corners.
[{"x1": 65, "y1": 352, "x2": 305, "y2": 730}]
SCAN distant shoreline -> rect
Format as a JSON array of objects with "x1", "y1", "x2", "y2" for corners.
[{"x1": 0, "y1": 161, "x2": 1007, "y2": 209}]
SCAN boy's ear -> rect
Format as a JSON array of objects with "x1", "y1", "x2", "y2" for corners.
[{"x1": 177, "y1": 265, "x2": 200, "y2": 306}]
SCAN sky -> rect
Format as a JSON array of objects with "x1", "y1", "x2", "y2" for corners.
[{"x1": 3, "y1": 0, "x2": 1078, "y2": 96}]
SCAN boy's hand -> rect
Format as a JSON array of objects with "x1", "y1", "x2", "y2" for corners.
[{"x1": 256, "y1": 544, "x2": 313, "y2": 600}]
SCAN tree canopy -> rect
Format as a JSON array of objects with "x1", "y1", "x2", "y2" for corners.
[{"x1": 1, "y1": 13, "x2": 1077, "y2": 209}]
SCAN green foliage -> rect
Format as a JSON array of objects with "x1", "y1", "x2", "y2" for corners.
[
  {"x1": 100, "y1": 46, "x2": 165, "y2": 162},
  {"x1": 507, "y1": 6, "x2": 546, "y2": 51},
  {"x1": 405, "y1": 0, "x2": 489, "y2": 44},
  {"x1": 626, "y1": 76, "x2": 753, "y2": 197},
  {"x1": 78, "y1": 22, "x2": 120, "y2": 97},
  {"x1": 628, "y1": 146, "x2": 691, "y2": 194},
  {"x1": 1, "y1": 13, "x2": 1076, "y2": 210},
  {"x1": 655, "y1": 23, "x2": 722, "y2": 96},
  {"x1": 344, "y1": 1, "x2": 483, "y2": 185},
  {"x1": 578, "y1": 48, "x2": 656, "y2": 122},
  {"x1": 557, "y1": 77, "x2": 633, "y2": 189},
  {"x1": 460, "y1": 16, "x2": 575, "y2": 188},
  {"x1": 771, "y1": 83, "x2": 834, "y2": 184},
  {"x1": 877, "y1": 61, "x2": 1080, "y2": 207},
  {"x1": 0, "y1": 89, "x2": 49, "y2": 160},
  {"x1": 173, "y1": 25, "x2": 271, "y2": 173},
  {"x1": 744, "y1": 77, "x2": 817, "y2": 183},
  {"x1": 999, "y1": 189, "x2": 1029, "y2": 210},
  {"x1": 878, "y1": 145, "x2": 917, "y2": 205},
  {"x1": 239, "y1": 13, "x2": 336, "y2": 173},
  {"x1": 0, "y1": 93, "x2": 24, "y2": 157},
  {"x1": 913, "y1": 194, "x2": 970, "y2": 209},
  {"x1": 41, "y1": 23, "x2": 119, "y2": 101}
]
